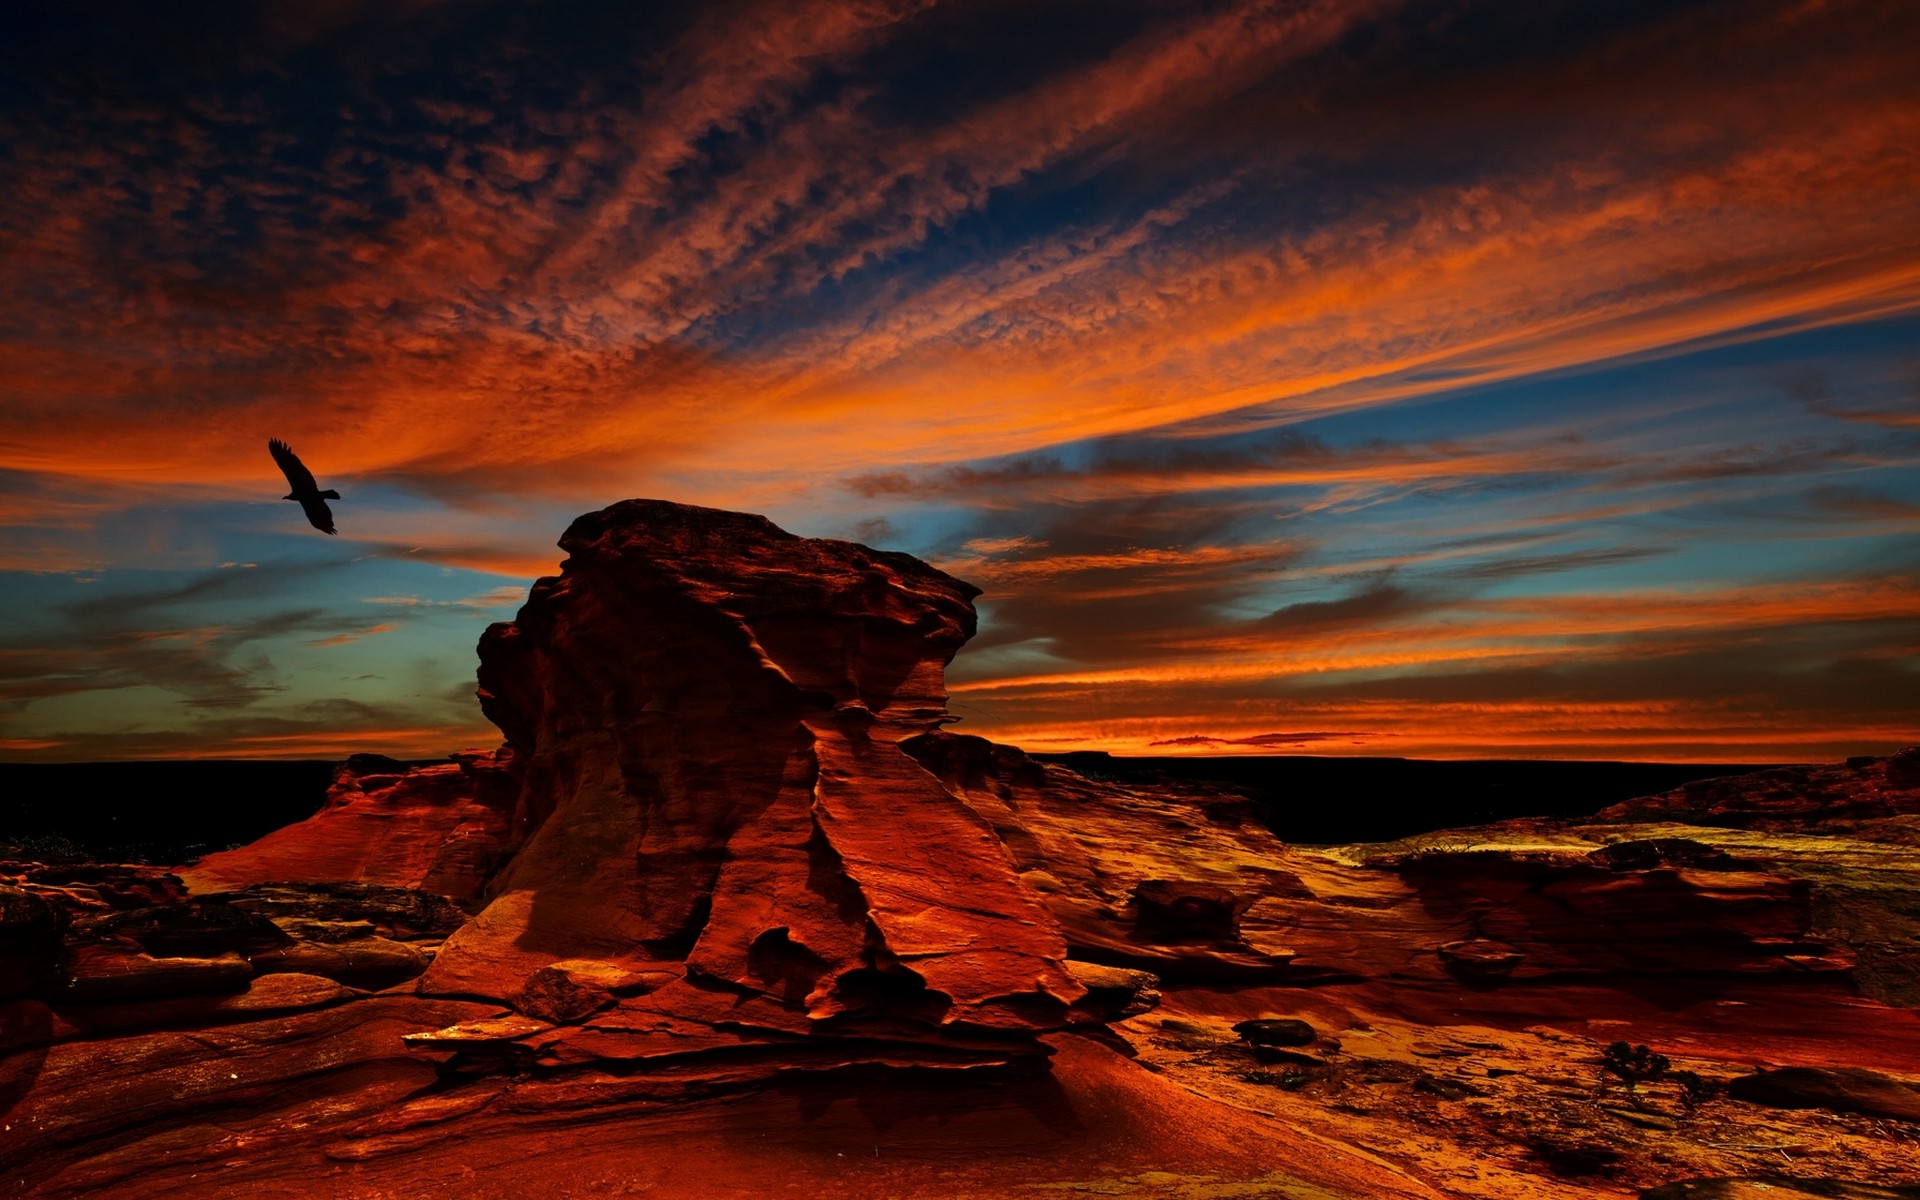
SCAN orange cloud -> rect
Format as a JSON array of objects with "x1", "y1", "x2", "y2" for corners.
[
  {"x1": 948, "y1": 572, "x2": 1920, "y2": 759},
  {"x1": 307, "y1": 622, "x2": 396, "y2": 648},
  {"x1": 5, "y1": 0, "x2": 1914, "y2": 504}
]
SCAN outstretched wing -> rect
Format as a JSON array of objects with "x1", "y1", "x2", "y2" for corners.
[
  {"x1": 299, "y1": 496, "x2": 338, "y2": 535},
  {"x1": 268, "y1": 438, "x2": 319, "y2": 494}
]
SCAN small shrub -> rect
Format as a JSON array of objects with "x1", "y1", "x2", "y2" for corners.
[
  {"x1": 1669, "y1": 1069, "x2": 1723, "y2": 1109},
  {"x1": 1601, "y1": 1041, "x2": 1670, "y2": 1087}
]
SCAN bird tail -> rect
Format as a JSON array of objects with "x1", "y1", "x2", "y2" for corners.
[{"x1": 320, "y1": 489, "x2": 340, "y2": 499}]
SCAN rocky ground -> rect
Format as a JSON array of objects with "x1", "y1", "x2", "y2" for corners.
[{"x1": 3, "y1": 499, "x2": 1917, "y2": 1199}]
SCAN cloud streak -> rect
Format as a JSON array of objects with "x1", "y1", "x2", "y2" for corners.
[{"x1": 3, "y1": 0, "x2": 1918, "y2": 760}]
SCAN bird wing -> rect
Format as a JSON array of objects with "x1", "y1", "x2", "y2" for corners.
[
  {"x1": 268, "y1": 438, "x2": 320, "y2": 494},
  {"x1": 300, "y1": 496, "x2": 338, "y2": 535}
]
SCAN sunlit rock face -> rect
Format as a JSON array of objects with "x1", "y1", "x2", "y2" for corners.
[
  {"x1": 424, "y1": 499, "x2": 1083, "y2": 1066},
  {"x1": 182, "y1": 751, "x2": 519, "y2": 903},
  {"x1": 1595, "y1": 750, "x2": 1920, "y2": 833}
]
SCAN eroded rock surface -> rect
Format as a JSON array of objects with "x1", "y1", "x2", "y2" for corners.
[
  {"x1": 416, "y1": 500, "x2": 1083, "y2": 1076},
  {"x1": 4, "y1": 499, "x2": 1918, "y2": 1199},
  {"x1": 182, "y1": 750, "x2": 518, "y2": 903},
  {"x1": 1597, "y1": 752, "x2": 1920, "y2": 834}
]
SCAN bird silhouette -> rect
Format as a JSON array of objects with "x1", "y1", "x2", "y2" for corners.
[{"x1": 268, "y1": 438, "x2": 340, "y2": 535}]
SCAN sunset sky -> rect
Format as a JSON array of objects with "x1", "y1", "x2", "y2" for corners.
[{"x1": 2, "y1": 0, "x2": 1917, "y2": 762}]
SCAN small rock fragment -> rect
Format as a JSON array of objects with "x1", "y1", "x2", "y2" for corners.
[{"x1": 1233, "y1": 1017, "x2": 1316, "y2": 1047}]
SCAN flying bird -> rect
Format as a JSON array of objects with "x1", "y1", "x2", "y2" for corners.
[{"x1": 268, "y1": 438, "x2": 340, "y2": 535}]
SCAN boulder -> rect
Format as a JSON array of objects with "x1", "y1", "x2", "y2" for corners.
[
  {"x1": 1726, "y1": 1066, "x2": 1920, "y2": 1122},
  {"x1": 515, "y1": 959, "x2": 673, "y2": 1024},
  {"x1": 1064, "y1": 961, "x2": 1161, "y2": 1022},
  {"x1": 1233, "y1": 1017, "x2": 1317, "y2": 1047},
  {"x1": 1132, "y1": 880, "x2": 1255, "y2": 942},
  {"x1": 1436, "y1": 938, "x2": 1525, "y2": 983},
  {"x1": 1887, "y1": 748, "x2": 1920, "y2": 790}
]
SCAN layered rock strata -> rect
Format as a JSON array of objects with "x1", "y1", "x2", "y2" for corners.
[
  {"x1": 422, "y1": 502, "x2": 1081, "y2": 1072},
  {"x1": 183, "y1": 750, "x2": 518, "y2": 903},
  {"x1": 4, "y1": 499, "x2": 1918, "y2": 1199}
]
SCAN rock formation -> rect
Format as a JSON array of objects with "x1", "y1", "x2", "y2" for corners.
[
  {"x1": 423, "y1": 500, "x2": 1083, "y2": 1073},
  {"x1": 183, "y1": 750, "x2": 518, "y2": 903},
  {"x1": 3, "y1": 498, "x2": 1919, "y2": 1200}
]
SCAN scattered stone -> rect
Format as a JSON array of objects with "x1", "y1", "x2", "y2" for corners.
[
  {"x1": 1726, "y1": 1066, "x2": 1920, "y2": 1122},
  {"x1": 1156, "y1": 1016, "x2": 1212, "y2": 1037},
  {"x1": 1410, "y1": 1042, "x2": 1472, "y2": 1059},
  {"x1": 270, "y1": 918, "x2": 377, "y2": 943},
  {"x1": 1251, "y1": 1046, "x2": 1331, "y2": 1068},
  {"x1": 1233, "y1": 1017, "x2": 1316, "y2": 1047},
  {"x1": 1601, "y1": 1104, "x2": 1677, "y2": 1130}
]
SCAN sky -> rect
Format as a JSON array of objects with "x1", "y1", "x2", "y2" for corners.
[{"x1": 1, "y1": 0, "x2": 1917, "y2": 763}]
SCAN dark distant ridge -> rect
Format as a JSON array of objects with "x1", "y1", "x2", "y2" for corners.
[
  {"x1": 1, "y1": 754, "x2": 1776, "y2": 862},
  {"x1": 0, "y1": 761, "x2": 343, "y2": 863},
  {"x1": 1034, "y1": 753, "x2": 1778, "y2": 844}
]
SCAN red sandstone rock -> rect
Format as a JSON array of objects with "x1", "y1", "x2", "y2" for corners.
[
  {"x1": 51, "y1": 947, "x2": 253, "y2": 1003},
  {"x1": 514, "y1": 958, "x2": 672, "y2": 1024},
  {"x1": 1596, "y1": 750, "x2": 1920, "y2": 833},
  {"x1": 19, "y1": 865, "x2": 188, "y2": 912},
  {"x1": 205, "y1": 881, "x2": 471, "y2": 939},
  {"x1": 421, "y1": 500, "x2": 1082, "y2": 1072},
  {"x1": 51, "y1": 973, "x2": 357, "y2": 1034},
  {"x1": 907, "y1": 731, "x2": 1868, "y2": 997},
  {"x1": 180, "y1": 749, "x2": 518, "y2": 902}
]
